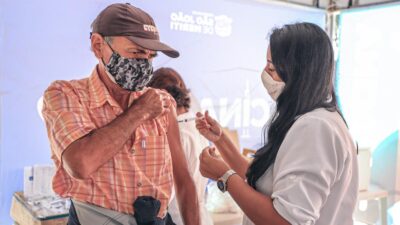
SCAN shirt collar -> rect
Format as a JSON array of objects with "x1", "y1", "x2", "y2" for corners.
[
  {"x1": 88, "y1": 65, "x2": 146, "y2": 109},
  {"x1": 88, "y1": 66, "x2": 121, "y2": 109}
]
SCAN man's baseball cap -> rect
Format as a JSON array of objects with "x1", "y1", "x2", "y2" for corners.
[{"x1": 91, "y1": 3, "x2": 179, "y2": 58}]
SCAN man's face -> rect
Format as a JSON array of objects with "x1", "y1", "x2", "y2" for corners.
[{"x1": 102, "y1": 36, "x2": 157, "y2": 63}]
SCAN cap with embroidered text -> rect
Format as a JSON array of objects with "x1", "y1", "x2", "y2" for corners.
[{"x1": 91, "y1": 3, "x2": 179, "y2": 58}]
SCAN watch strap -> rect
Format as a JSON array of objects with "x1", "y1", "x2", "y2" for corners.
[{"x1": 219, "y1": 169, "x2": 236, "y2": 192}]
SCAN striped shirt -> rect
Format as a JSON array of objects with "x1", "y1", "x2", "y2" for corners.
[{"x1": 42, "y1": 67, "x2": 174, "y2": 218}]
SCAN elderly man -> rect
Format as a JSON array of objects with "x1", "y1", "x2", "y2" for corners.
[{"x1": 42, "y1": 3, "x2": 200, "y2": 225}]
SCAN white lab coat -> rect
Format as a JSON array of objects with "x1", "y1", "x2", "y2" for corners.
[{"x1": 243, "y1": 108, "x2": 358, "y2": 225}]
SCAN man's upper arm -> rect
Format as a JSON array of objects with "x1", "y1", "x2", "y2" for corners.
[
  {"x1": 165, "y1": 107, "x2": 192, "y2": 183},
  {"x1": 42, "y1": 81, "x2": 96, "y2": 160},
  {"x1": 180, "y1": 131, "x2": 199, "y2": 176}
]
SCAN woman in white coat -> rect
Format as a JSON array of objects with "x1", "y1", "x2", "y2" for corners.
[
  {"x1": 148, "y1": 67, "x2": 214, "y2": 225},
  {"x1": 196, "y1": 22, "x2": 359, "y2": 225}
]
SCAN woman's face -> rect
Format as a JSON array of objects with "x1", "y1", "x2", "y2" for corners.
[{"x1": 265, "y1": 47, "x2": 283, "y2": 82}]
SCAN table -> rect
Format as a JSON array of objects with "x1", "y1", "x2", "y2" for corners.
[
  {"x1": 358, "y1": 185, "x2": 388, "y2": 225},
  {"x1": 212, "y1": 211, "x2": 243, "y2": 225}
]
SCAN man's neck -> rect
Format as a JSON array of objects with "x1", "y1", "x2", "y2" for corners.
[{"x1": 97, "y1": 64, "x2": 131, "y2": 110}]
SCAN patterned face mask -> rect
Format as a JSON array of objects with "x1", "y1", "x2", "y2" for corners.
[{"x1": 103, "y1": 43, "x2": 154, "y2": 91}]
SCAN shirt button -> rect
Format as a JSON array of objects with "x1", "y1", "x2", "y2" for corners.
[{"x1": 137, "y1": 182, "x2": 142, "y2": 187}]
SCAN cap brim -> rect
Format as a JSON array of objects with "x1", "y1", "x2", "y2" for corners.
[{"x1": 127, "y1": 36, "x2": 180, "y2": 58}]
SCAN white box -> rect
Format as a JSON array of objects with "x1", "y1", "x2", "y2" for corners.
[
  {"x1": 357, "y1": 148, "x2": 371, "y2": 191},
  {"x1": 24, "y1": 166, "x2": 34, "y2": 198},
  {"x1": 32, "y1": 165, "x2": 55, "y2": 196}
]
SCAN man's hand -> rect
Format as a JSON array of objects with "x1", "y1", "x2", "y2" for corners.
[{"x1": 131, "y1": 88, "x2": 173, "y2": 120}]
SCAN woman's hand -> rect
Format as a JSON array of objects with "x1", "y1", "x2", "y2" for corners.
[
  {"x1": 195, "y1": 110, "x2": 222, "y2": 142},
  {"x1": 199, "y1": 146, "x2": 230, "y2": 180}
]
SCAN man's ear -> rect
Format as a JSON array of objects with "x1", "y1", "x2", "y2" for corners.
[{"x1": 91, "y1": 33, "x2": 104, "y2": 59}]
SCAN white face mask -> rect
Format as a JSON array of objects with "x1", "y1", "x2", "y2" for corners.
[{"x1": 261, "y1": 70, "x2": 285, "y2": 101}]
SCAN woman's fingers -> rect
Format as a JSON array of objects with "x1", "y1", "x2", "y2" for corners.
[
  {"x1": 196, "y1": 123, "x2": 209, "y2": 130},
  {"x1": 209, "y1": 147, "x2": 218, "y2": 157},
  {"x1": 199, "y1": 165, "x2": 209, "y2": 177},
  {"x1": 205, "y1": 110, "x2": 216, "y2": 125},
  {"x1": 195, "y1": 118, "x2": 210, "y2": 130},
  {"x1": 196, "y1": 112, "x2": 204, "y2": 118},
  {"x1": 199, "y1": 147, "x2": 224, "y2": 179},
  {"x1": 199, "y1": 150, "x2": 209, "y2": 177},
  {"x1": 201, "y1": 147, "x2": 212, "y2": 159}
]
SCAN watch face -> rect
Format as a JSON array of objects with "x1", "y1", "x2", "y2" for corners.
[{"x1": 217, "y1": 180, "x2": 225, "y2": 192}]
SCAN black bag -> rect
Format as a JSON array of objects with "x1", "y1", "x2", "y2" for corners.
[
  {"x1": 67, "y1": 200, "x2": 81, "y2": 225},
  {"x1": 133, "y1": 196, "x2": 175, "y2": 225}
]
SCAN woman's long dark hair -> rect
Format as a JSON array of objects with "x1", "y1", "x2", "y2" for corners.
[{"x1": 246, "y1": 22, "x2": 344, "y2": 188}]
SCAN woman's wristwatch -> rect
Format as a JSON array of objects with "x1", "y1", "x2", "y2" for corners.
[{"x1": 217, "y1": 169, "x2": 237, "y2": 193}]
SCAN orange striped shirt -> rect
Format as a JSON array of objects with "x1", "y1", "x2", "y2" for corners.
[{"x1": 42, "y1": 67, "x2": 174, "y2": 218}]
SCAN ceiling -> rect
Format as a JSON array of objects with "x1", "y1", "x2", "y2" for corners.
[{"x1": 255, "y1": 0, "x2": 399, "y2": 10}]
